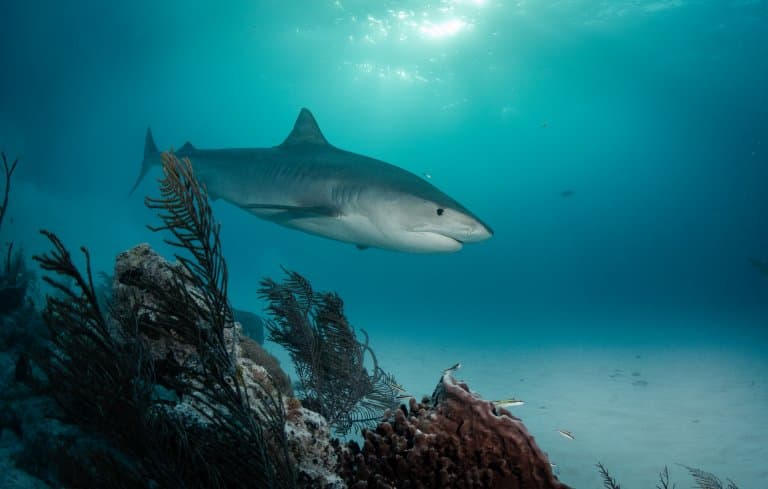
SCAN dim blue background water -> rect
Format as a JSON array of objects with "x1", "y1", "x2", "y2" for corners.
[{"x1": 1, "y1": 0, "x2": 767, "y2": 486}]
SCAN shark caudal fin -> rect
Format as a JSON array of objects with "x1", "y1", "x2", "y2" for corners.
[{"x1": 129, "y1": 127, "x2": 160, "y2": 196}]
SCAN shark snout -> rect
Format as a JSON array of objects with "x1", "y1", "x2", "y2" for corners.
[
  {"x1": 439, "y1": 218, "x2": 493, "y2": 245},
  {"x1": 462, "y1": 221, "x2": 493, "y2": 243}
]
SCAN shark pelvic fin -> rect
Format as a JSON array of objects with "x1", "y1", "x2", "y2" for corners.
[{"x1": 280, "y1": 108, "x2": 329, "y2": 147}]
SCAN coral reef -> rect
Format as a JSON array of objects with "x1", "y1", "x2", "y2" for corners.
[
  {"x1": 113, "y1": 242, "x2": 340, "y2": 488},
  {"x1": 234, "y1": 307, "x2": 266, "y2": 344},
  {"x1": 286, "y1": 403, "x2": 345, "y2": 488},
  {"x1": 260, "y1": 269, "x2": 399, "y2": 436},
  {"x1": 239, "y1": 333, "x2": 293, "y2": 395},
  {"x1": 27, "y1": 153, "x2": 298, "y2": 488},
  {"x1": 337, "y1": 373, "x2": 570, "y2": 489}
]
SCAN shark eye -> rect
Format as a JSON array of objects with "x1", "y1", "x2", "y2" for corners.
[{"x1": 436, "y1": 208, "x2": 444, "y2": 216}]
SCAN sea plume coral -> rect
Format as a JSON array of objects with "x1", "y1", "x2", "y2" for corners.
[
  {"x1": 0, "y1": 153, "x2": 32, "y2": 314},
  {"x1": 678, "y1": 465, "x2": 739, "y2": 489},
  {"x1": 31, "y1": 152, "x2": 297, "y2": 488},
  {"x1": 259, "y1": 268, "x2": 399, "y2": 436},
  {"x1": 596, "y1": 462, "x2": 621, "y2": 489},
  {"x1": 594, "y1": 463, "x2": 739, "y2": 489},
  {"x1": 0, "y1": 151, "x2": 19, "y2": 232}
]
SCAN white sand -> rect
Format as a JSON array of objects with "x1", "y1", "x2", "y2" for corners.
[{"x1": 334, "y1": 320, "x2": 768, "y2": 488}]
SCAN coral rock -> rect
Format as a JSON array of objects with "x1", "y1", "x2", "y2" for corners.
[
  {"x1": 338, "y1": 374, "x2": 571, "y2": 489},
  {"x1": 285, "y1": 404, "x2": 345, "y2": 488}
]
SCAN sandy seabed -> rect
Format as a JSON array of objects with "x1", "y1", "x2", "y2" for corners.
[{"x1": 317, "y1": 318, "x2": 768, "y2": 489}]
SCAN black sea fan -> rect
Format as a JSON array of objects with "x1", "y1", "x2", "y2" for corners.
[
  {"x1": 259, "y1": 268, "x2": 399, "y2": 435},
  {"x1": 32, "y1": 151, "x2": 296, "y2": 489},
  {"x1": 678, "y1": 465, "x2": 739, "y2": 489},
  {"x1": 596, "y1": 462, "x2": 621, "y2": 489}
]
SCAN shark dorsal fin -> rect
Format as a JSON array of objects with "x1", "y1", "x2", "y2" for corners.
[
  {"x1": 281, "y1": 108, "x2": 329, "y2": 147},
  {"x1": 179, "y1": 141, "x2": 196, "y2": 153}
]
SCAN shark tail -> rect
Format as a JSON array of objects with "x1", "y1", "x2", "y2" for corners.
[{"x1": 129, "y1": 127, "x2": 160, "y2": 196}]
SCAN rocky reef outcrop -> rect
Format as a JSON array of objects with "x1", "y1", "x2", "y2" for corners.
[
  {"x1": 337, "y1": 373, "x2": 571, "y2": 489},
  {"x1": 112, "y1": 243, "x2": 343, "y2": 488}
]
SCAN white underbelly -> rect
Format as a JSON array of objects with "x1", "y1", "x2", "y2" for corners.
[{"x1": 284, "y1": 213, "x2": 386, "y2": 248}]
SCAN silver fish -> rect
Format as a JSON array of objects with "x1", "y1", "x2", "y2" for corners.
[
  {"x1": 443, "y1": 362, "x2": 462, "y2": 374},
  {"x1": 557, "y1": 429, "x2": 575, "y2": 440},
  {"x1": 492, "y1": 398, "x2": 525, "y2": 408}
]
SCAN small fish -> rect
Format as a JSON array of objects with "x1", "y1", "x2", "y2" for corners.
[
  {"x1": 443, "y1": 362, "x2": 461, "y2": 374},
  {"x1": 559, "y1": 189, "x2": 573, "y2": 197},
  {"x1": 492, "y1": 398, "x2": 525, "y2": 408},
  {"x1": 540, "y1": 122, "x2": 548, "y2": 128},
  {"x1": 384, "y1": 379, "x2": 407, "y2": 392},
  {"x1": 396, "y1": 394, "x2": 413, "y2": 400},
  {"x1": 422, "y1": 172, "x2": 432, "y2": 180},
  {"x1": 557, "y1": 429, "x2": 575, "y2": 440}
]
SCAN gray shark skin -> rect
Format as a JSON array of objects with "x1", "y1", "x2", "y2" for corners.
[{"x1": 132, "y1": 108, "x2": 493, "y2": 253}]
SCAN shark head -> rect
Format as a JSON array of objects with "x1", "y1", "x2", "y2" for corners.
[
  {"x1": 272, "y1": 108, "x2": 494, "y2": 253},
  {"x1": 358, "y1": 182, "x2": 494, "y2": 253}
]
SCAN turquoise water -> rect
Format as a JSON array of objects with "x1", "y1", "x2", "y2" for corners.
[{"x1": 1, "y1": 1, "x2": 767, "y2": 487}]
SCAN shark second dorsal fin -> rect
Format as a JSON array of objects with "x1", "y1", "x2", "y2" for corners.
[
  {"x1": 178, "y1": 141, "x2": 196, "y2": 153},
  {"x1": 280, "y1": 108, "x2": 329, "y2": 147}
]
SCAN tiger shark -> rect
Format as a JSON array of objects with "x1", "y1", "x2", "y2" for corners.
[{"x1": 131, "y1": 108, "x2": 493, "y2": 253}]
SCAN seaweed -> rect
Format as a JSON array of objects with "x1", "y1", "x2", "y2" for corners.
[
  {"x1": 595, "y1": 463, "x2": 739, "y2": 489},
  {"x1": 31, "y1": 151, "x2": 297, "y2": 488},
  {"x1": 657, "y1": 465, "x2": 676, "y2": 489},
  {"x1": 32, "y1": 230, "x2": 156, "y2": 485},
  {"x1": 596, "y1": 462, "x2": 622, "y2": 489},
  {"x1": 138, "y1": 152, "x2": 296, "y2": 486},
  {"x1": 0, "y1": 151, "x2": 19, "y2": 232},
  {"x1": 259, "y1": 268, "x2": 399, "y2": 436},
  {"x1": 0, "y1": 242, "x2": 35, "y2": 313},
  {"x1": 0, "y1": 153, "x2": 33, "y2": 314},
  {"x1": 678, "y1": 465, "x2": 739, "y2": 489}
]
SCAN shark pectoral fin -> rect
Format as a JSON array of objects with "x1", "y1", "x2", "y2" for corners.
[
  {"x1": 242, "y1": 203, "x2": 340, "y2": 219},
  {"x1": 356, "y1": 244, "x2": 369, "y2": 250}
]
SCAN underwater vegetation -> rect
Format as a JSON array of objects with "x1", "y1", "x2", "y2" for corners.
[
  {"x1": 0, "y1": 147, "x2": 751, "y2": 488},
  {"x1": 0, "y1": 152, "x2": 33, "y2": 315},
  {"x1": 29, "y1": 152, "x2": 296, "y2": 488},
  {"x1": 0, "y1": 152, "x2": 19, "y2": 232},
  {"x1": 597, "y1": 462, "x2": 741, "y2": 489},
  {"x1": 259, "y1": 268, "x2": 400, "y2": 436}
]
